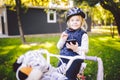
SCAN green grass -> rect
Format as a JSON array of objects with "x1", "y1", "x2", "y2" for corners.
[
  {"x1": 86, "y1": 32, "x2": 120, "y2": 80},
  {"x1": 0, "y1": 29, "x2": 120, "y2": 80}
]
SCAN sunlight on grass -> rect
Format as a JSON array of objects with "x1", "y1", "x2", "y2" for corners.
[
  {"x1": 29, "y1": 43, "x2": 38, "y2": 46},
  {"x1": 19, "y1": 44, "x2": 32, "y2": 48},
  {"x1": 19, "y1": 42, "x2": 41, "y2": 49},
  {"x1": 40, "y1": 42, "x2": 55, "y2": 48},
  {"x1": 1, "y1": 46, "x2": 16, "y2": 54},
  {"x1": 98, "y1": 37, "x2": 111, "y2": 41},
  {"x1": 3, "y1": 46, "x2": 16, "y2": 50},
  {"x1": 18, "y1": 42, "x2": 55, "y2": 50},
  {"x1": 1, "y1": 50, "x2": 9, "y2": 54}
]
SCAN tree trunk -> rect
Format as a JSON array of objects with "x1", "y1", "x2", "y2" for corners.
[
  {"x1": 113, "y1": 13, "x2": 120, "y2": 37},
  {"x1": 107, "y1": 10, "x2": 120, "y2": 37},
  {"x1": 15, "y1": 0, "x2": 26, "y2": 43},
  {"x1": 100, "y1": 0, "x2": 120, "y2": 37}
]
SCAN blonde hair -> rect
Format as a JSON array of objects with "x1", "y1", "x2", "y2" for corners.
[{"x1": 81, "y1": 20, "x2": 88, "y2": 31}]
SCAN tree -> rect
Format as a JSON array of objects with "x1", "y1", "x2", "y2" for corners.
[
  {"x1": 0, "y1": 0, "x2": 26, "y2": 43},
  {"x1": 3, "y1": 0, "x2": 51, "y2": 44},
  {"x1": 90, "y1": 5, "x2": 114, "y2": 26},
  {"x1": 15, "y1": 0, "x2": 26, "y2": 44},
  {"x1": 74, "y1": 0, "x2": 120, "y2": 37},
  {"x1": 2, "y1": 0, "x2": 69, "y2": 44}
]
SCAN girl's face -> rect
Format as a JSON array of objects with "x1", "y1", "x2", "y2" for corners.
[{"x1": 68, "y1": 15, "x2": 83, "y2": 30}]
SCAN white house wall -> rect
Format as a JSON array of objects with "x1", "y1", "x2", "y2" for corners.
[{"x1": 0, "y1": 7, "x2": 8, "y2": 35}]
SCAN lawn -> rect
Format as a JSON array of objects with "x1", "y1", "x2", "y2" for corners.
[{"x1": 0, "y1": 28, "x2": 120, "y2": 80}]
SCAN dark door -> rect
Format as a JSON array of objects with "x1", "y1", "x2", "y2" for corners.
[{"x1": 1, "y1": 16, "x2": 5, "y2": 34}]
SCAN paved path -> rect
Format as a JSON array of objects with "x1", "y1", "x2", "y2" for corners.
[{"x1": 0, "y1": 33, "x2": 61, "y2": 38}]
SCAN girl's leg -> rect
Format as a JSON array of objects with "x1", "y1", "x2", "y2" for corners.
[
  {"x1": 57, "y1": 58, "x2": 69, "y2": 67},
  {"x1": 66, "y1": 59, "x2": 84, "y2": 80}
]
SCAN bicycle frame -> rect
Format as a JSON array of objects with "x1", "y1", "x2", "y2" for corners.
[{"x1": 39, "y1": 49, "x2": 104, "y2": 80}]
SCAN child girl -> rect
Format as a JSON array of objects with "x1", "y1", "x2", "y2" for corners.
[{"x1": 57, "y1": 7, "x2": 89, "y2": 80}]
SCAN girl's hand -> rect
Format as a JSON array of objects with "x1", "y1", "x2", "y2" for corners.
[
  {"x1": 60, "y1": 32, "x2": 68, "y2": 41},
  {"x1": 66, "y1": 42, "x2": 78, "y2": 52}
]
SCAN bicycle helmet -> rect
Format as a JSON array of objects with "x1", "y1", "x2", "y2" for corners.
[{"x1": 66, "y1": 7, "x2": 86, "y2": 22}]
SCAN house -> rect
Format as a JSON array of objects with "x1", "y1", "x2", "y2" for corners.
[
  {"x1": 0, "y1": 3, "x2": 91, "y2": 36},
  {"x1": 0, "y1": 6, "x2": 69, "y2": 36}
]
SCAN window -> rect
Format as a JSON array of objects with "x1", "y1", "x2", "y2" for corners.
[{"x1": 47, "y1": 10, "x2": 56, "y2": 23}]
